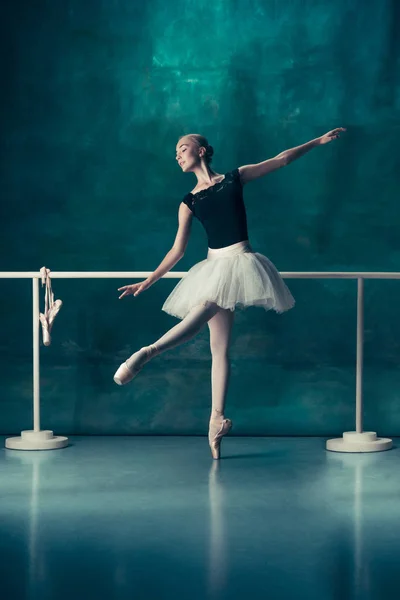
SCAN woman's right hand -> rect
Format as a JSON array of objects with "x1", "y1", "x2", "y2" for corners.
[{"x1": 118, "y1": 279, "x2": 152, "y2": 299}]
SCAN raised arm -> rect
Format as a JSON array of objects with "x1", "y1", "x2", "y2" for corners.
[{"x1": 238, "y1": 127, "x2": 346, "y2": 184}]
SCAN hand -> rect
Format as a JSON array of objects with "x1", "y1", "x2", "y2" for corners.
[
  {"x1": 318, "y1": 127, "x2": 346, "y2": 145},
  {"x1": 118, "y1": 279, "x2": 152, "y2": 299}
]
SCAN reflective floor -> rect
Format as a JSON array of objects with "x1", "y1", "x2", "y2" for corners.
[{"x1": 1, "y1": 436, "x2": 399, "y2": 599}]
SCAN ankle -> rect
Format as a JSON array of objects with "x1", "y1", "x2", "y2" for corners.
[
  {"x1": 210, "y1": 409, "x2": 224, "y2": 421},
  {"x1": 144, "y1": 344, "x2": 160, "y2": 358}
]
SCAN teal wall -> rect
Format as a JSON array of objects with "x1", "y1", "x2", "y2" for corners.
[{"x1": 1, "y1": 0, "x2": 399, "y2": 435}]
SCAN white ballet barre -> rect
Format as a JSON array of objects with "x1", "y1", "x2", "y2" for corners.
[{"x1": 0, "y1": 270, "x2": 397, "y2": 453}]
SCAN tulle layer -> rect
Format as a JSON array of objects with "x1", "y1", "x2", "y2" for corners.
[{"x1": 161, "y1": 241, "x2": 295, "y2": 320}]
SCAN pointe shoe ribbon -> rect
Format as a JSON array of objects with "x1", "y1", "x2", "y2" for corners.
[
  {"x1": 209, "y1": 418, "x2": 232, "y2": 460},
  {"x1": 38, "y1": 267, "x2": 63, "y2": 346},
  {"x1": 113, "y1": 346, "x2": 159, "y2": 385}
]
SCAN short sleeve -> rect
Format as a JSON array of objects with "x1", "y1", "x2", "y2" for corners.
[
  {"x1": 181, "y1": 193, "x2": 194, "y2": 213},
  {"x1": 231, "y1": 167, "x2": 242, "y2": 186}
]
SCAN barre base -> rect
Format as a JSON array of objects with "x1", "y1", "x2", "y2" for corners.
[
  {"x1": 326, "y1": 431, "x2": 392, "y2": 453},
  {"x1": 5, "y1": 429, "x2": 68, "y2": 450}
]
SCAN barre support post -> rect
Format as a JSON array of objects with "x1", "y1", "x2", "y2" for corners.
[
  {"x1": 5, "y1": 277, "x2": 68, "y2": 450},
  {"x1": 326, "y1": 277, "x2": 392, "y2": 452}
]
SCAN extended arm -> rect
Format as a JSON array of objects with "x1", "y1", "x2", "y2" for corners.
[
  {"x1": 277, "y1": 137, "x2": 320, "y2": 165},
  {"x1": 238, "y1": 127, "x2": 346, "y2": 184}
]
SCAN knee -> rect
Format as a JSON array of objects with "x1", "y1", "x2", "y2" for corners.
[{"x1": 210, "y1": 343, "x2": 230, "y2": 359}]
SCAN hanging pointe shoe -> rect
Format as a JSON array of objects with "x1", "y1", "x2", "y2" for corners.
[
  {"x1": 113, "y1": 345, "x2": 159, "y2": 385},
  {"x1": 208, "y1": 418, "x2": 232, "y2": 460}
]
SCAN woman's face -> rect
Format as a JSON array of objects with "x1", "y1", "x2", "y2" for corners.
[{"x1": 175, "y1": 138, "x2": 203, "y2": 172}]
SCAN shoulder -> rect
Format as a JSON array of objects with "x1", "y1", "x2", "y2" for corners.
[
  {"x1": 181, "y1": 193, "x2": 194, "y2": 212},
  {"x1": 228, "y1": 167, "x2": 243, "y2": 186}
]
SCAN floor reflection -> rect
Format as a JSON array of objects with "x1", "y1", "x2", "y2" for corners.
[{"x1": 208, "y1": 460, "x2": 227, "y2": 597}]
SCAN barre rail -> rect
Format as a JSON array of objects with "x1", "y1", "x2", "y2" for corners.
[{"x1": 1, "y1": 269, "x2": 397, "y2": 453}]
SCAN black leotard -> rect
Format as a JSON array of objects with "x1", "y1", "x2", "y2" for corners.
[{"x1": 181, "y1": 168, "x2": 249, "y2": 250}]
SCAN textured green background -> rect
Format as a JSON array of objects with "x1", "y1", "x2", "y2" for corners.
[{"x1": 1, "y1": 0, "x2": 399, "y2": 435}]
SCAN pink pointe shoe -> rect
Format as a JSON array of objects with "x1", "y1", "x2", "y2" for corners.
[
  {"x1": 208, "y1": 418, "x2": 232, "y2": 460},
  {"x1": 113, "y1": 345, "x2": 159, "y2": 385}
]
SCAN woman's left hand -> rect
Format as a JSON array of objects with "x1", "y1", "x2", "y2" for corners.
[{"x1": 318, "y1": 127, "x2": 346, "y2": 145}]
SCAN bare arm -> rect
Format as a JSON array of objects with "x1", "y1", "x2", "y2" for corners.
[
  {"x1": 118, "y1": 202, "x2": 193, "y2": 298},
  {"x1": 146, "y1": 202, "x2": 193, "y2": 286},
  {"x1": 145, "y1": 247, "x2": 184, "y2": 286},
  {"x1": 238, "y1": 156, "x2": 286, "y2": 184},
  {"x1": 238, "y1": 127, "x2": 346, "y2": 184}
]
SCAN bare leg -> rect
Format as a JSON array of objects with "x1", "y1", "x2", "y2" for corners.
[
  {"x1": 115, "y1": 301, "x2": 222, "y2": 385},
  {"x1": 208, "y1": 308, "x2": 235, "y2": 418},
  {"x1": 151, "y1": 300, "x2": 221, "y2": 354},
  {"x1": 207, "y1": 308, "x2": 235, "y2": 458},
  {"x1": 118, "y1": 301, "x2": 221, "y2": 379},
  {"x1": 126, "y1": 301, "x2": 220, "y2": 369}
]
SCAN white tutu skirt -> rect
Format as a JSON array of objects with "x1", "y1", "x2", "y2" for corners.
[{"x1": 161, "y1": 240, "x2": 295, "y2": 320}]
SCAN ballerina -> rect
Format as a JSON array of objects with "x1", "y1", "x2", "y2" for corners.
[{"x1": 114, "y1": 128, "x2": 346, "y2": 458}]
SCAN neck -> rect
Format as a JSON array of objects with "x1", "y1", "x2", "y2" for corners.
[{"x1": 193, "y1": 163, "x2": 219, "y2": 185}]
